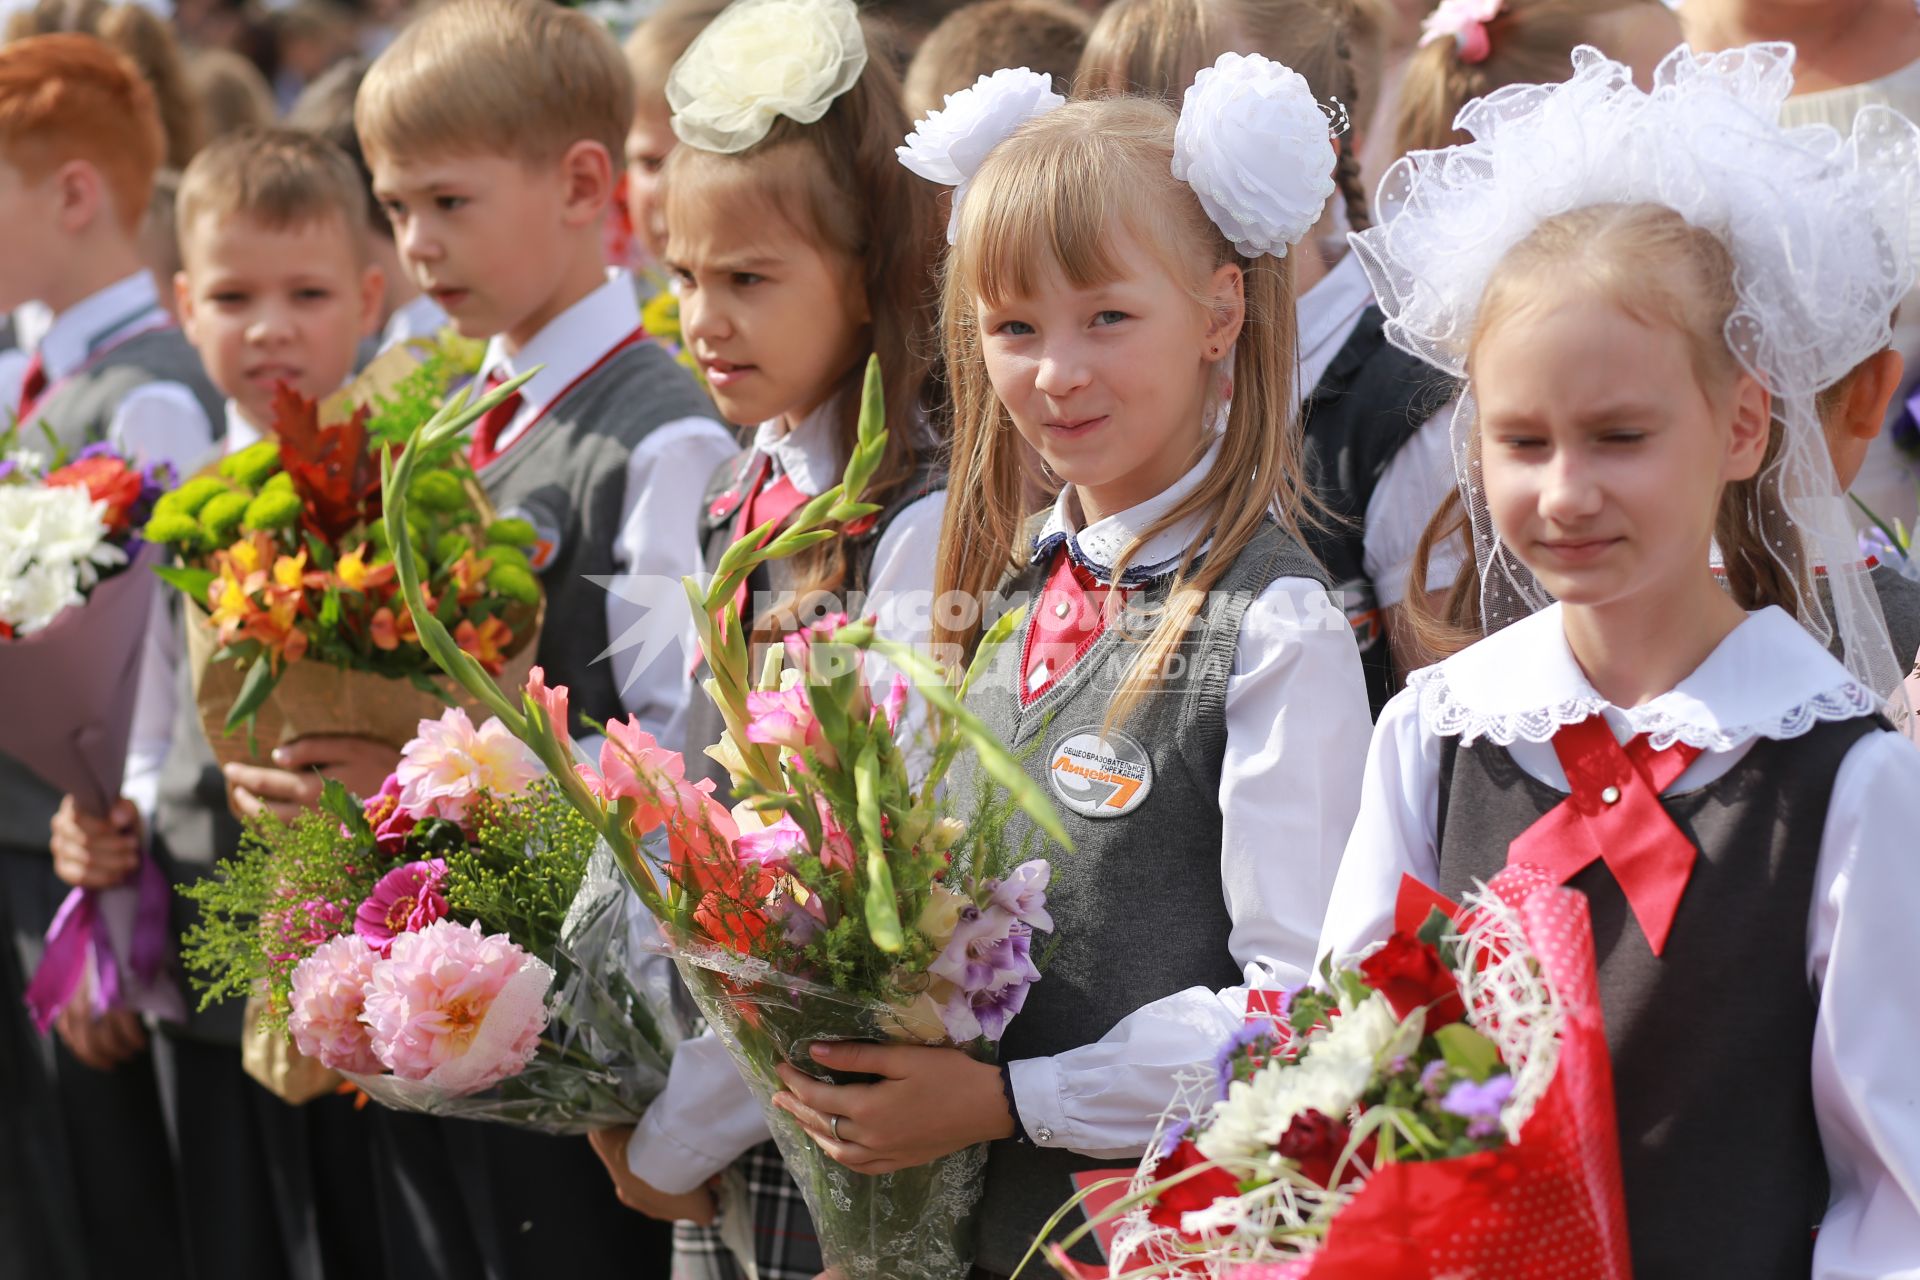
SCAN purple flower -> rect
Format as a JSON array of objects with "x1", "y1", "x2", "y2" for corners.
[
  {"x1": 75, "y1": 441, "x2": 119, "y2": 462},
  {"x1": 769, "y1": 881, "x2": 828, "y2": 946},
  {"x1": 1419, "y1": 1058, "x2": 1449, "y2": 1096},
  {"x1": 930, "y1": 904, "x2": 1036, "y2": 993},
  {"x1": 987, "y1": 859, "x2": 1052, "y2": 932},
  {"x1": 1440, "y1": 1073, "x2": 1514, "y2": 1139},
  {"x1": 939, "y1": 972, "x2": 1035, "y2": 1043},
  {"x1": 1213, "y1": 1018, "x2": 1281, "y2": 1094},
  {"x1": 0, "y1": 459, "x2": 16, "y2": 482}
]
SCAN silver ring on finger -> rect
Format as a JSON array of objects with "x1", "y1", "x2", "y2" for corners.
[{"x1": 829, "y1": 1113, "x2": 845, "y2": 1142}]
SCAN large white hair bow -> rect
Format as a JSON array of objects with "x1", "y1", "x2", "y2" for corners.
[
  {"x1": 896, "y1": 67, "x2": 1066, "y2": 243},
  {"x1": 668, "y1": 0, "x2": 868, "y2": 155}
]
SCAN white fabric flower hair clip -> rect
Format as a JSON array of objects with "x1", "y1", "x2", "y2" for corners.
[
  {"x1": 897, "y1": 67, "x2": 1066, "y2": 243},
  {"x1": 1174, "y1": 52, "x2": 1340, "y2": 260},
  {"x1": 667, "y1": 0, "x2": 868, "y2": 155}
]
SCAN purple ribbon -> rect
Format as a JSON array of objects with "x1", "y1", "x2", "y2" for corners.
[{"x1": 24, "y1": 850, "x2": 173, "y2": 1034}]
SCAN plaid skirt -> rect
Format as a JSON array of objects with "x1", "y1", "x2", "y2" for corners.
[{"x1": 672, "y1": 1140, "x2": 822, "y2": 1280}]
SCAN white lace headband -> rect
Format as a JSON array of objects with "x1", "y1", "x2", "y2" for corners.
[
  {"x1": 896, "y1": 53, "x2": 1341, "y2": 259},
  {"x1": 667, "y1": 0, "x2": 868, "y2": 155}
]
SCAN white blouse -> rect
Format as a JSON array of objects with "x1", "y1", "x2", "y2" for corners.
[
  {"x1": 627, "y1": 445, "x2": 1374, "y2": 1185},
  {"x1": 1319, "y1": 603, "x2": 1920, "y2": 1280}
]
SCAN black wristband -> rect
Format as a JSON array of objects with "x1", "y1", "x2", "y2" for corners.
[{"x1": 999, "y1": 1062, "x2": 1031, "y2": 1145}]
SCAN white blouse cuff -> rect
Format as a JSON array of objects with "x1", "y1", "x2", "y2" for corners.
[{"x1": 1008, "y1": 1055, "x2": 1071, "y2": 1149}]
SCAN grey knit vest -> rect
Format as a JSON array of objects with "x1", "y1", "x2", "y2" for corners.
[
  {"x1": 478, "y1": 339, "x2": 718, "y2": 730},
  {"x1": 681, "y1": 450, "x2": 944, "y2": 803},
  {"x1": 954, "y1": 520, "x2": 1325, "y2": 1275},
  {"x1": 1434, "y1": 717, "x2": 1881, "y2": 1280},
  {"x1": 27, "y1": 326, "x2": 223, "y2": 458}
]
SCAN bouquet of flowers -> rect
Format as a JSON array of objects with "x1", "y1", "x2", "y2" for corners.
[
  {"x1": 179, "y1": 701, "x2": 689, "y2": 1129},
  {"x1": 0, "y1": 431, "x2": 183, "y2": 1031},
  {"x1": 379, "y1": 357, "x2": 1072, "y2": 1280},
  {"x1": 1033, "y1": 866, "x2": 1629, "y2": 1280},
  {"x1": 142, "y1": 339, "x2": 544, "y2": 764}
]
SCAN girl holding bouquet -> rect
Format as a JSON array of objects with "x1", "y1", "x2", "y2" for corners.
[
  {"x1": 1320, "y1": 44, "x2": 1920, "y2": 1277},
  {"x1": 766, "y1": 57, "x2": 1374, "y2": 1275},
  {"x1": 602, "y1": 1, "x2": 949, "y2": 1275}
]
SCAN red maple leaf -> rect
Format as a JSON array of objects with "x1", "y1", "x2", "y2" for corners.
[{"x1": 269, "y1": 382, "x2": 381, "y2": 543}]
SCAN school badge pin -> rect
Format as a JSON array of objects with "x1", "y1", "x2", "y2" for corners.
[{"x1": 1047, "y1": 727, "x2": 1152, "y2": 819}]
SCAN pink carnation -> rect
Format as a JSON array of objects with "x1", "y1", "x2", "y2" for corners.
[
  {"x1": 287, "y1": 934, "x2": 383, "y2": 1074},
  {"x1": 394, "y1": 707, "x2": 542, "y2": 824},
  {"x1": 362, "y1": 920, "x2": 551, "y2": 1092}
]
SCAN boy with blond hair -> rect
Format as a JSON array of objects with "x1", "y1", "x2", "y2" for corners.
[
  {"x1": 50, "y1": 125, "x2": 392, "y2": 1277},
  {"x1": 0, "y1": 33, "x2": 218, "y2": 1278},
  {"x1": 238, "y1": 1, "x2": 730, "y2": 1272}
]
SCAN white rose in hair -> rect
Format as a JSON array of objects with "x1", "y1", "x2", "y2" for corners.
[
  {"x1": 896, "y1": 67, "x2": 1065, "y2": 243},
  {"x1": 667, "y1": 0, "x2": 868, "y2": 155},
  {"x1": 1173, "y1": 51, "x2": 1338, "y2": 260}
]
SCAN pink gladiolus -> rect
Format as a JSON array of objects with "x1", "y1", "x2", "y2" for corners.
[
  {"x1": 781, "y1": 612, "x2": 852, "y2": 673},
  {"x1": 355, "y1": 859, "x2": 449, "y2": 955},
  {"x1": 815, "y1": 799, "x2": 857, "y2": 875},
  {"x1": 734, "y1": 814, "x2": 807, "y2": 877},
  {"x1": 362, "y1": 920, "x2": 550, "y2": 1090},
  {"x1": 287, "y1": 934, "x2": 383, "y2": 1074},
  {"x1": 394, "y1": 708, "x2": 542, "y2": 824},
  {"x1": 588, "y1": 717, "x2": 722, "y2": 836},
  {"x1": 744, "y1": 686, "x2": 817, "y2": 753},
  {"x1": 525, "y1": 666, "x2": 571, "y2": 755},
  {"x1": 876, "y1": 671, "x2": 909, "y2": 735}
]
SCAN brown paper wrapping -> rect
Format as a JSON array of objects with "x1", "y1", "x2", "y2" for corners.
[{"x1": 185, "y1": 604, "x2": 541, "y2": 769}]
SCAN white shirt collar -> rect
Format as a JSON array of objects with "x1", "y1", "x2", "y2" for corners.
[
  {"x1": 1409, "y1": 602, "x2": 1884, "y2": 752},
  {"x1": 1032, "y1": 435, "x2": 1225, "y2": 585},
  {"x1": 223, "y1": 399, "x2": 264, "y2": 456},
  {"x1": 478, "y1": 269, "x2": 641, "y2": 426},
  {"x1": 379, "y1": 292, "x2": 449, "y2": 353},
  {"x1": 40, "y1": 272, "x2": 168, "y2": 380},
  {"x1": 1295, "y1": 252, "x2": 1372, "y2": 397},
  {"x1": 749, "y1": 394, "x2": 845, "y2": 496}
]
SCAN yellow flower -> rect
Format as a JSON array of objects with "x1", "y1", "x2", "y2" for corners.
[
  {"x1": 915, "y1": 883, "x2": 968, "y2": 949},
  {"x1": 271, "y1": 549, "x2": 309, "y2": 592},
  {"x1": 228, "y1": 536, "x2": 265, "y2": 576}
]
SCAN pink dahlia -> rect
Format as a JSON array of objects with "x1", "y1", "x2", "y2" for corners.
[
  {"x1": 354, "y1": 859, "x2": 449, "y2": 956},
  {"x1": 287, "y1": 934, "x2": 383, "y2": 1074},
  {"x1": 393, "y1": 707, "x2": 542, "y2": 824},
  {"x1": 362, "y1": 920, "x2": 552, "y2": 1093}
]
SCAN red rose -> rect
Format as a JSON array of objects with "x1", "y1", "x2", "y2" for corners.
[
  {"x1": 1276, "y1": 1108, "x2": 1373, "y2": 1188},
  {"x1": 1146, "y1": 1138, "x2": 1242, "y2": 1235},
  {"x1": 45, "y1": 455, "x2": 142, "y2": 530},
  {"x1": 1358, "y1": 930, "x2": 1466, "y2": 1026}
]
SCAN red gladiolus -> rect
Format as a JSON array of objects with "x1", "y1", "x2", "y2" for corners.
[{"x1": 1358, "y1": 931, "x2": 1466, "y2": 1026}]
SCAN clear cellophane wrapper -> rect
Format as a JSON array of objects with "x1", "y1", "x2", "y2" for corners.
[
  {"x1": 664, "y1": 926, "x2": 989, "y2": 1280},
  {"x1": 344, "y1": 848, "x2": 692, "y2": 1133}
]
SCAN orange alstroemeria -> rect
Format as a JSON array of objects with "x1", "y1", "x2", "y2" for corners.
[
  {"x1": 369, "y1": 602, "x2": 421, "y2": 652},
  {"x1": 333, "y1": 542, "x2": 395, "y2": 594},
  {"x1": 449, "y1": 549, "x2": 496, "y2": 606},
  {"x1": 454, "y1": 615, "x2": 513, "y2": 674},
  {"x1": 244, "y1": 590, "x2": 309, "y2": 667}
]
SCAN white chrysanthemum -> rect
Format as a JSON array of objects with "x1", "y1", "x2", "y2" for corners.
[
  {"x1": 667, "y1": 0, "x2": 867, "y2": 155},
  {"x1": 896, "y1": 67, "x2": 1065, "y2": 242},
  {"x1": 1195, "y1": 993, "x2": 1417, "y2": 1165},
  {"x1": 0, "y1": 560, "x2": 85, "y2": 634},
  {"x1": 1173, "y1": 51, "x2": 1337, "y2": 260}
]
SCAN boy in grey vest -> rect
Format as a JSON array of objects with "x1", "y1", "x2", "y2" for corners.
[
  {"x1": 49, "y1": 127, "x2": 397, "y2": 1278},
  {"x1": 222, "y1": 3, "x2": 735, "y2": 1275}
]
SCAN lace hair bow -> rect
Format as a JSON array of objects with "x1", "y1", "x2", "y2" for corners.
[
  {"x1": 1420, "y1": 0, "x2": 1503, "y2": 64},
  {"x1": 898, "y1": 53, "x2": 1339, "y2": 259}
]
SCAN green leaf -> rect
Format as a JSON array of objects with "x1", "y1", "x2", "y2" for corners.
[
  {"x1": 223, "y1": 658, "x2": 282, "y2": 732},
  {"x1": 317, "y1": 589, "x2": 342, "y2": 632},
  {"x1": 1415, "y1": 906, "x2": 1453, "y2": 950},
  {"x1": 854, "y1": 739, "x2": 903, "y2": 952},
  {"x1": 318, "y1": 779, "x2": 370, "y2": 834},
  {"x1": 1434, "y1": 1023, "x2": 1504, "y2": 1083},
  {"x1": 153, "y1": 565, "x2": 217, "y2": 600}
]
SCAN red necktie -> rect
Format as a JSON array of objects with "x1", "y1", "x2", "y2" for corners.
[
  {"x1": 1021, "y1": 550, "x2": 1127, "y2": 706},
  {"x1": 1506, "y1": 714, "x2": 1704, "y2": 956},
  {"x1": 469, "y1": 370, "x2": 522, "y2": 470},
  {"x1": 16, "y1": 351, "x2": 47, "y2": 423},
  {"x1": 721, "y1": 459, "x2": 816, "y2": 620}
]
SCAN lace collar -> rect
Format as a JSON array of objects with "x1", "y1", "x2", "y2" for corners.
[
  {"x1": 1409, "y1": 603, "x2": 1883, "y2": 751},
  {"x1": 1030, "y1": 436, "x2": 1223, "y2": 587}
]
